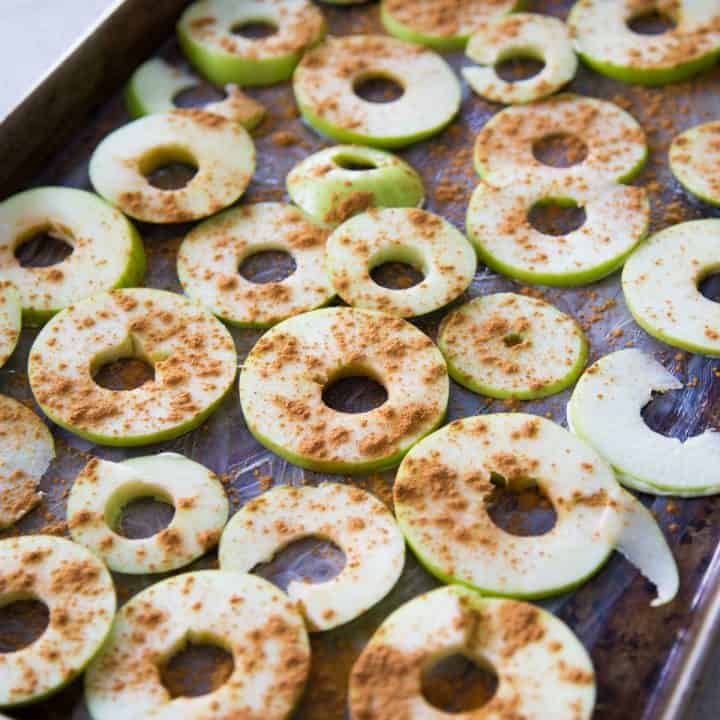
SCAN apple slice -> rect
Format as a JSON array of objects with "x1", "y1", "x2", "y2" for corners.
[
  {"x1": 286, "y1": 145, "x2": 425, "y2": 227},
  {"x1": 438, "y1": 293, "x2": 587, "y2": 399},
  {"x1": 28, "y1": 288, "x2": 237, "y2": 447},
  {"x1": 89, "y1": 109, "x2": 255, "y2": 224},
  {"x1": 326, "y1": 208, "x2": 476, "y2": 318},
  {"x1": 178, "y1": 202, "x2": 334, "y2": 328},
  {"x1": 350, "y1": 585, "x2": 595, "y2": 720},
  {"x1": 85, "y1": 571, "x2": 310, "y2": 720},
  {"x1": 0, "y1": 395, "x2": 54, "y2": 529},
  {"x1": 0, "y1": 187, "x2": 145, "y2": 325},
  {"x1": 669, "y1": 120, "x2": 720, "y2": 206},
  {"x1": 0, "y1": 536, "x2": 115, "y2": 707},
  {"x1": 125, "y1": 58, "x2": 266, "y2": 129},
  {"x1": 622, "y1": 219, "x2": 720, "y2": 356},
  {"x1": 463, "y1": 13, "x2": 578, "y2": 104},
  {"x1": 219, "y1": 483, "x2": 404, "y2": 631},
  {"x1": 239, "y1": 307, "x2": 448, "y2": 474},
  {"x1": 294, "y1": 35, "x2": 461, "y2": 149},
  {"x1": 0, "y1": 282, "x2": 20, "y2": 368},
  {"x1": 68, "y1": 453, "x2": 229, "y2": 574},
  {"x1": 177, "y1": 0, "x2": 326, "y2": 86},
  {"x1": 568, "y1": 0, "x2": 720, "y2": 85}
]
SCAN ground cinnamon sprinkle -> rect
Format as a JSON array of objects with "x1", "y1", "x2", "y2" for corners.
[{"x1": 324, "y1": 190, "x2": 374, "y2": 224}]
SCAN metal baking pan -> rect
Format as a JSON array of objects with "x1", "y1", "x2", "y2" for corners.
[{"x1": 1, "y1": 1, "x2": 719, "y2": 718}]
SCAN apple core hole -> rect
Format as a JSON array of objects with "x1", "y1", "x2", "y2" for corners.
[
  {"x1": 173, "y1": 84, "x2": 226, "y2": 108},
  {"x1": 15, "y1": 229, "x2": 73, "y2": 268},
  {"x1": 333, "y1": 153, "x2": 378, "y2": 172},
  {"x1": 370, "y1": 261, "x2": 425, "y2": 290},
  {"x1": 628, "y1": 11, "x2": 676, "y2": 35},
  {"x1": 528, "y1": 201, "x2": 587, "y2": 236},
  {"x1": 532, "y1": 133, "x2": 589, "y2": 168},
  {"x1": 422, "y1": 653, "x2": 499, "y2": 713},
  {"x1": 238, "y1": 250, "x2": 297, "y2": 284},
  {"x1": 322, "y1": 374, "x2": 388, "y2": 414},
  {"x1": 94, "y1": 357, "x2": 156, "y2": 391},
  {"x1": 116, "y1": 496, "x2": 175, "y2": 539},
  {"x1": 485, "y1": 474, "x2": 557, "y2": 536},
  {"x1": 0, "y1": 599, "x2": 50, "y2": 653},
  {"x1": 231, "y1": 19, "x2": 277, "y2": 39},
  {"x1": 698, "y1": 272, "x2": 720, "y2": 303},
  {"x1": 139, "y1": 146, "x2": 198, "y2": 190},
  {"x1": 354, "y1": 75, "x2": 405, "y2": 104},
  {"x1": 641, "y1": 389, "x2": 704, "y2": 441},
  {"x1": 494, "y1": 55, "x2": 546, "y2": 82},
  {"x1": 160, "y1": 640, "x2": 235, "y2": 698}
]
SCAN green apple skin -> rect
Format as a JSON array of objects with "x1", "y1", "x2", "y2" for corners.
[
  {"x1": 672, "y1": 176, "x2": 720, "y2": 208},
  {"x1": 124, "y1": 79, "x2": 148, "y2": 120}
]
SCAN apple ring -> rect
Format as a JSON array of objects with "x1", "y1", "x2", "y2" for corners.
[
  {"x1": 669, "y1": 120, "x2": 720, "y2": 206},
  {"x1": 294, "y1": 35, "x2": 461, "y2": 149},
  {"x1": 125, "y1": 58, "x2": 266, "y2": 129},
  {"x1": 350, "y1": 586, "x2": 596, "y2": 720},
  {"x1": 28, "y1": 288, "x2": 237, "y2": 447},
  {"x1": 568, "y1": 0, "x2": 720, "y2": 85},
  {"x1": 622, "y1": 219, "x2": 720, "y2": 356},
  {"x1": 0, "y1": 536, "x2": 115, "y2": 707},
  {"x1": 177, "y1": 0, "x2": 326, "y2": 86},
  {"x1": 286, "y1": 145, "x2": 425, "y2": 227},
  {"x1": 239, "y1": 307, "x2": 449, "y2": 473},
  {"x1": 466, "y1": 179, "x2": 649, "y2": 286},
  {"x1": 0, "y1": 394, "x2": 54, "y2": 529},
  {"x1": 0, "y1": 282, "x2": 20, "y2": 368},
  {"x1": 0, "y1": 187, "x2": 145, "y2": 325},
  {"x1": 474, "y1": 94, "x2": 647, "y2": 186},
  {"x1": 68, "y1": 453, "x2": 229, "y2": 574},
  {"x1": 326, "y1": 208, "x2": 476, "y2": 318},
  {"x1": 178, "y1": 202, "x2": 334, "y2": 328},
  {"x1": 85, "y1": 571, "x2": 310, "y2": 720},
  {"x1": 463, "y1": 13, "x2": 578, "y2": 104},
  {"x1": 219, "y1": 483, "x2": 405, "y2": 631},
  {"x1": 438, "y1": 293, "x2": 587, "y2": 399},
  {"x1": 89, "y1": 109, "x2": 255, "y2": 224}
]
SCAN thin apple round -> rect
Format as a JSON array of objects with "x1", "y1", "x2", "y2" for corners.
[
  {"x1": 239, "y1": 307, "x2": 449, "y2": 474},
  {"x1": 178, "y1": 202, "x2": 334, "y2": 328},
  {"x1": 438, "y1": 293, "x2": 587, "y2": 399},
  {"x1": 326, "y1": 208, "x2": 476, "y2": 317},
  {"x1": 85, "y1": 571, "x2": 310, "y2": 720},
  {"x1": 0, "y1": 536, "x2": 115, "y2": 707},
  {"x1": 463, "y1": 13, "x2": 578, "y2": 104},
  {"x1": 0, "y1": 282, "x2": 20, "y2": 368},
  {"x1": 293, "y1": 35, "x2": 461, "y2": 149},
  {"x1": 622, "y1": 219, "x2": 720, "y2": 356},
  {"x1": 669, "y1": 120, "x2": 720, "y2": 206},
  {"x1": 0, "y1": 187, "x2": 145, "y2": 325},
  {"x1": 286, "y1": 145, "x2": 425, "y2": 227},
  {"x1": 89, "y1": 109, "x2": 255, "y2": 223},
  {"x1": 68, "y1": 453, "x2": 229, "y2": 574},
  {"x1": 28, "y1": 288, "x2": 237, "y2": 447},
  {"x1": 350, "y1": 585, "x2": 596, "y2": 720},
  {"x1": 219, "y1": 483, "x2": 405, "y2": 631},
  {"x1": 177, "y1": 0, "x2": 326, "y2": 86}
]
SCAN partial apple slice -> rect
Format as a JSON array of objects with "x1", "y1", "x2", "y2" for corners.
[
  {"x1": 286, "y1": 145, "x2": 425, "y2": 227},
  {"x1": 438, "y1": 293, "x2": 587, "y2": 399},
  {"x1": 326, "y1": 208, "x2": 476, "y2": 317},
  {"x1": 294, "y1": 35, "x2": 461, "y2": 149},
  {"x1": 350, "y1": 585, "x2": 595, "y2": 720},
  {"x1": 622, "y1": 219, "x2": 720, "y2": 356},
  {"x1": 0, "y1": 394, "x2": 54, "y2": 529},
  {"x1": 0, "y1": 282, "x2": 21, "y2": 368},
  {"x1": 0, "y1": 536, "x2": 115, "y2": 707},
  {"x1": 670, "y1": 120, "x2": 720, "y2": 206},
  {"x1": 85, "y1": 571, "x2": 310, "y2": 720},
  {"x1": 219, "y1": 483, "x2": 404, "y2": 631}
]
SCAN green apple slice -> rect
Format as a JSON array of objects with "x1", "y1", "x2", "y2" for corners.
[
  {"x1": 0, "y1": 282, "x2": 20, "y2": 368},
  {"x1": 474, "y1": 94, "x2": 647, "y2": 186},
  {"x1": 0, "y1": 395, "x2": 54, "y2": 529},
  {"x1": 68, "y1": 453, "x2": 229, "y2": 574},
  {"x1": 0, "y1": 536, "x2": 115, "y2": 707},
  {"x1": 177, "y1": 0, "x2": 326, "y2": 86},
  {"x1": 293, "y1": 35, "x2": 461, "y2": 149},
  {"x1": 568, "y1": 348, "x2": 720, "y2": 496},
  {"x1": 89, "y1": 109, "x2": 255, "y2": 224},
  {"x1": 326, "y1": 208, "x2": 476, "y2": 318},
  {"x1": 239, "y1": 307, "x2": 449, "y2": 474},
  {"x1": 85, "y1": 570, "x2": 310, "y2": 720},
  {"x1": 178, "y1": 202, "x2": 334, "y2": 328},
  {"x1": 219, "y1": 483, "x2": 404, "y2": 631},
  {"x1": 394, "y1": 413, "x2": 678, "y2": 604},
  {"x1": 463, "y1": 13, "x2": 578, "y2": 104},
  {"x1": 286, "y1": 145, "x2": 425, "y2": 227},
  {"x1": 125, "y1": 58, "x2": 266, "y2": 129},
  {"x1": 350, "y1": 585, "x2": 595, "y2": 720},
  {"x1": 438, "y1": 293, "x2": 587, "y2": 399},
  {"x1": 380, "y1": 0, "x2": 520, "y2": 50},
  {"x1": 568, "y1": 0, "x2": 720, "y2": 85},
  {"x1": 0, "y1": 187, "x2": 145, "y2": 325},
  {"x1": 466, "y1": 179, "x2": 649, "y2": 286},
  {"x1": 669, "y1": 120, "x2": 720, "y2": 206},
  {"x1": 622, "y1": 219, "x2": 720, "y2": 355},
  {"x1": 28, "y1": 288, "x2": 237, "y2": 447}
]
